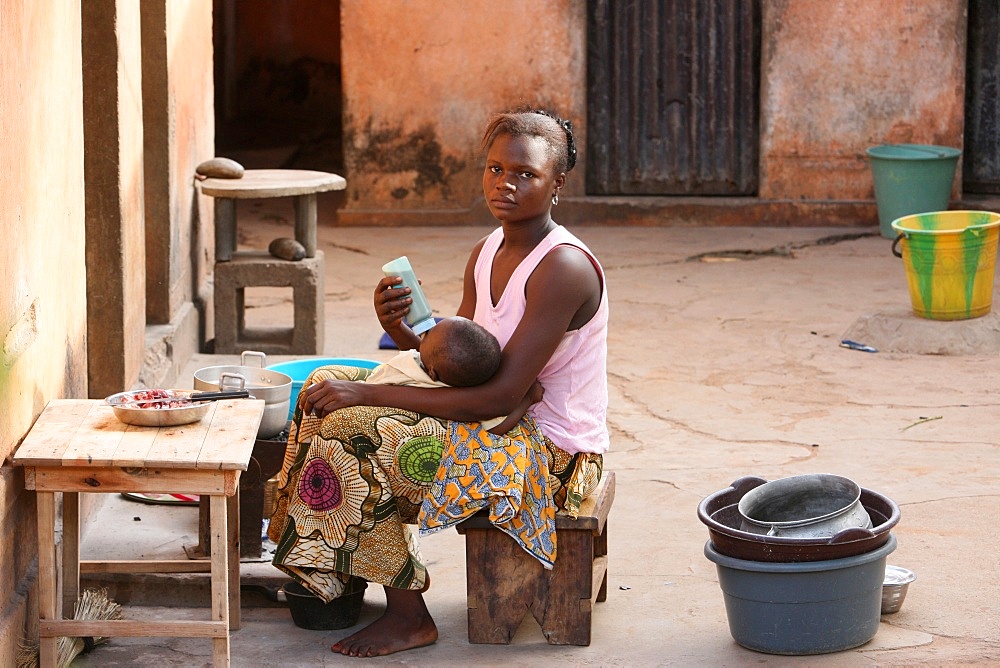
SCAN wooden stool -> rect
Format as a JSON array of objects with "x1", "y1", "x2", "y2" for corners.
[{"x1": 455, "y1": 471, "x2": 615, "y2": 646}]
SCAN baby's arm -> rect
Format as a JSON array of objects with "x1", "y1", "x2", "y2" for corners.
[{"x1": 487, "y1": 381, "x2": 543, "y2": 435}]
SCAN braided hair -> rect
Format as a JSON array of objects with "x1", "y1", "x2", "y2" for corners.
[{"x1": 481, "y1": 107, "x2": 577, "y2": 174}]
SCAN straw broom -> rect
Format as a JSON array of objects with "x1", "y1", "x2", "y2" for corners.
[{"x1": 17, "y1": 588, "x2": 123, "y2": 668}]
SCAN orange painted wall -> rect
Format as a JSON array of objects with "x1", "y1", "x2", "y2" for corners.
[
  {"x1": 0, "y1": 0, "x2": 88, "y2": 657},
  {"x1": 335, "y1": 0, "x2": 968, "y2": 225},
  {"x1": 759, "y1": 1, "x2": 967, "y2": 200},
  {"x1": 339, "y1": 0, "x2": 586, "y2": 221}
]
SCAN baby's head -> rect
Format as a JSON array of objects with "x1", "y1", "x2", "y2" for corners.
[{"x1": 419, "y1": 316, "x2": 501, "y2": 387}]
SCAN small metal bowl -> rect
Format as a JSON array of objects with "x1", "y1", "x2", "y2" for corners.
[
  {"x1": 882, "y1": 565, "x2": 916, "y2": 614},
  {"x1": 106, "y1": 389, "x2": 211, "y2": 427}
]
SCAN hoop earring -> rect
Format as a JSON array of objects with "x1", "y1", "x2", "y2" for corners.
[{"x1": 552, "y1": 193, "x2": 559, "y2": 206}]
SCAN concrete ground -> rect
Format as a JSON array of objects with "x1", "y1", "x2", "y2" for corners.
[{"x1": 77, "y1": 203, "x2": 999, "y2": 666}]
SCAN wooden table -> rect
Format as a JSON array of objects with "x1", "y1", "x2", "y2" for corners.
[
  {"x1": 199, "y1": 169, "x2": 346, "y2": 261},
  {"x1": 14, "y1": 398, "x2": 265, "y2": 667}
]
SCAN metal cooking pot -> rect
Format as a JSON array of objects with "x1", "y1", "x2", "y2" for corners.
[
  {"x1": 194, "y1": 351, "x2": 291, "y2": 438},
  {"x1": 737, "y1": 473, "x2": 872, "y2": 539}
]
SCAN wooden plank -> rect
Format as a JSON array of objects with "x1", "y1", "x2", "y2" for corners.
[
  {"x1": 80, "y1": 559, "x2": 213, "y2": 574},
  {"x1": 62, "y1": 492, "x2": 80, "y2": 615},
  {"x1": 36, "y1": 491, "x2": 58, "y2": 668},
  {"x1": 29, "y1": 467, "x2": 229, "y2": 494},
  {"x1": 590, "y1": 554, "x2": 609, "y2": 606},
  {"x1": 210, "y1": 494, "x2": 230, "y2": 627},
  {"x1": 40, "y1": 619, "x2": 228, "y2": 639},
  {"x1": 111, "y1": 425, "x2": 162, "y2": 468},
  {"x1": 464, "y1": 527, "x2": 541, "y2": 644},
  {"x1": 539, "y1": 528, "x2": 594, "y2": 645},
  {"x1": 197, "y1": 400, "x2": 264, "y2": 470},
  {"x1": 60, "y1": 403, "x2": 129, "y2": 466},
  {"x1": 12, "y1": 400, "x2": 95, "y2": 466},
  {"x1": 226, "y1": 492, "x2": 241, "y2": 630},
  {"x1": 210, "y1": 493, "x2": 233, "y2": 664},
  {"x1": 142, "y1": 403, "x2": 217, "y2": 468}
]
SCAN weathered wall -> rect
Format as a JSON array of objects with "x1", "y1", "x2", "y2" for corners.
[
  {"x1": 0, "y1": 1, "x2": 88, "y2": 660},
  {"x1": 759, "y1": 0, "x2": 967, "y2": 200},
  {"x1": 338, "y1": 0, "x2": 586, "y2": 224},
  {"x1": 333, "y1": 0, "x2": 968, "y2": 227},
  {"x1": 141, "y1": 0, "x2": 214, "y2": 381},
  {"x1": 83, "y1": 0, "x2": 147, "y2": 398}
]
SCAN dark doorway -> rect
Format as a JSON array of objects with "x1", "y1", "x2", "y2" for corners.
[
  {"x1": 586, "y1": 0, "x2": 761, "y2": 196},
  {"x1": 964, "y1": 0, "x2": 1000, "y2": 194},
  {"x1": 213, "y1": 0, "x2": 343, "y2": 172}
]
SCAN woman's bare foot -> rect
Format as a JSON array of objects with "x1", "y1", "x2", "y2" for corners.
[{"x1": 331, "y1": 586, "x2": 437, "y2": 657}]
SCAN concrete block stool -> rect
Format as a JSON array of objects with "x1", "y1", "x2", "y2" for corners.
[
  {"x1": 214, "y1": 250, "x2": 324, "y2": 354},
  {"x1": 455, "y1": 471, "x2": 615, "y2": 646}
]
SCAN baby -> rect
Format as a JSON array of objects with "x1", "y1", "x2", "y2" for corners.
[{"x1": 366, "y1": 316, "x2": 528, "y2": 433}]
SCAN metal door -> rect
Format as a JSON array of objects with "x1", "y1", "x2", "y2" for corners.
[
  {"x1": 587, "y1": 0, "x2": 760, "y2": 195},
  {"x1": 965, "y1": 0, "x2": 1000, "y2": 193}
]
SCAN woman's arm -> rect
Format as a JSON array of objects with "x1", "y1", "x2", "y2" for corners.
[{"x1": 303, "y1": 244, "x2": 601, "y2": 420}]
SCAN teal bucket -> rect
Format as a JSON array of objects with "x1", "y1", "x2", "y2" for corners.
[
  {"x1": 266, "y1": 357, "x2": 380, "y2": 420},
  {"x1": 867, "y1": 144, "x2": 961, "y2": 239}
]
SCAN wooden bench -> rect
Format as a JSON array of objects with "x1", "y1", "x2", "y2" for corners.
[{"x1": 454, "y1": 471, "x2": 615, "y2": 646}]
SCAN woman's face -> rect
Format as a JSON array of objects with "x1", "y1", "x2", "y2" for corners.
[{"x1": 483, "y1": 133, "x2": 564, "y2": 225}]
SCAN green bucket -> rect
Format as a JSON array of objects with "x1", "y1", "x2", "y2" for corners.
[
  {"x1": 891, "y1": 210, "x2": 1000, "y2": 320},
  {"x1": 867, "y1": 144, "x2": 961, "y2": 239}
]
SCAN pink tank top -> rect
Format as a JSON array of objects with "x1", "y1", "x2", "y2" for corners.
[{"x1": 472, "y1": 225, "x2": 609, "y2": 455}]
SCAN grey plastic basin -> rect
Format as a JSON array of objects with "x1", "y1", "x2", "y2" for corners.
[{"x1": 704, "y1": 534, "x2": 896, "y2": 655}]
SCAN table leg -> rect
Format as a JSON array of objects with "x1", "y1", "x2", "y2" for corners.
[
  {"x1": 293, "y1": 193, "x2": 317, "y2": 258},
  {"x1": 209, "y1": 494, "x2": 231, "y2": 666},
  {"x1": 215, "y1": 198, "x2": 237, "y2": 262},
  {"x1": 36, "y1": 491, "x2": 58, "y2": 668},
  {"x1": 62, "y1": 491, "x2": 81, "y2": 616},
  {"x1": 227, "y1": 491, "x2": 241, "y2": 630}
]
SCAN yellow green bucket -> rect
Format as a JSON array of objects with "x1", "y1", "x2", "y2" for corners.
[{"x1": 891, "y1": 210, "x2": 1000, "y2": 320}]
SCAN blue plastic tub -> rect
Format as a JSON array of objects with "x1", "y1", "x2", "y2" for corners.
[{"x1": 266, "y1": 357, "x2": 380, "y2": 420}]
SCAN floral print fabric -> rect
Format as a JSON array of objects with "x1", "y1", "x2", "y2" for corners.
[{"x1": 268, "y1": 364, "x2": 602, "y2": 603}]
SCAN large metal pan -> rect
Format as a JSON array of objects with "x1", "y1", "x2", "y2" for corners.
[
  {"x1": 194, "y1": 351, "x2": 292, "y2": 438},
  {"x1": 106, "y1": 389, "x2": 212, "y2": 427},
  {"x1": 698, "y1": 476, "x2": 900, "y2": 562}
]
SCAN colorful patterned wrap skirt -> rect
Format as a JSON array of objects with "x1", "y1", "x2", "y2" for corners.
[{"x1": 268, "y1": 364, "x2": 602, "y2": 602}]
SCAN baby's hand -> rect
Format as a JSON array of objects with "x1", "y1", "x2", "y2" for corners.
[{"x1": 527, "y1": 380, "x2": 544, "y2": 405}]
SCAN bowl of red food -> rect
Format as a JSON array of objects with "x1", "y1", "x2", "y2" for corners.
[{"x1": 105, "y1": 388, "x2": 212, "y2": 427}]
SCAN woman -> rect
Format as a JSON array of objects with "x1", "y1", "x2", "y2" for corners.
[{"x1": 269, "y1": 108, "x2": 609, "y2": 657}]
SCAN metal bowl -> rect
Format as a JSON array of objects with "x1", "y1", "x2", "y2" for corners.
[
  {"x1": 881, "y1": 565, "x2": 916, "y2": 614},
  {"x1": 105, "y1": 389, "x2": 211, "y2": 427}
]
